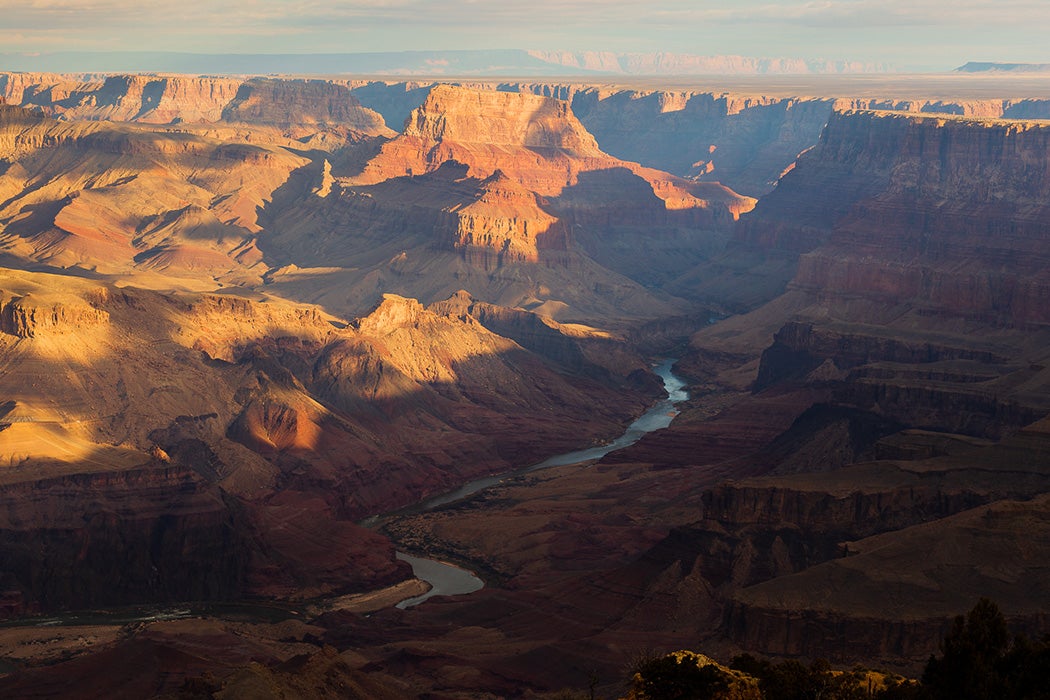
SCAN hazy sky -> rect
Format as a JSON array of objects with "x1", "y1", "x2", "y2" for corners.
[{"x1": 2, "y1": 0, "x2": 1047, "y2": 71}]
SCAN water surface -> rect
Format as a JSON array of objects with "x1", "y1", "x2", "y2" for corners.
[
  {"x1": 394, "y1": 552, "x2": 484, "y2": 609},
  {"x1": 415, "y1": 359, "x2": 688, "y2": 511}
]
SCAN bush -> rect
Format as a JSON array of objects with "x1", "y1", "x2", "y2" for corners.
[
  {"x1": 630, "y1": 652, "x2": 729, "y2": 700},
  {"x1": 922, "y1": 597, "x2": 1050, "y2": 700}
]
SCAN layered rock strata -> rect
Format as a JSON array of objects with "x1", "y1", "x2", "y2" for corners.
[{"x1": 646, "y1": 108, "x2": 1050, "y2": 665}]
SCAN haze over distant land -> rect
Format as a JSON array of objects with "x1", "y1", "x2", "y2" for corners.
[
  {"x1": 2, "y1": 0, "x2": 1047, "y2": 72},
  {"x1": 0, "y1": 50, "x2": 892, "y2": 76}
]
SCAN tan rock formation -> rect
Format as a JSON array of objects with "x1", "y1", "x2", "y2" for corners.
[
  {"x1": 443, "y1": 170, "x2": 569, "y2": 268},
  {"x1": 0, "y1": 103, "x2": 308, "y2": 283},
  {"x1": 220, "y1": 78, "x2": 392, "y2": 139},
  {"x1": 0, "y1": 73, "x2": 393, "y2": 139}
]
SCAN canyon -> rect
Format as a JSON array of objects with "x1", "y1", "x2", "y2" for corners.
[{"x1": 0, "y1": 71, "x2": 1049, "y2": 698}]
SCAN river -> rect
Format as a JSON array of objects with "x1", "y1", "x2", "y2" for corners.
[
  {"x1": 391, "y1": 358, "x2": 689, "y2": 606},
  {"x1": 394, "y1": 552, "x2": 485, "y2": 608},
  {"x1": 5, "y1": 361, "x2": 689, "y2": 625},
  {"x1": 400, "y1": 358, "x2": 688, "y2": 514}
]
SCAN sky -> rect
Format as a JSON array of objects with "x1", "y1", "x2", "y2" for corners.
[{"x1": 2, "y1": 0, "x2": 1048, "y2": 71}]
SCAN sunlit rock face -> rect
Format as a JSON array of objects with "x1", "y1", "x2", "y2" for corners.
[
  {"x1": 0, "y1": 73, "x2": 392, "y2": 138},
  {"x1": 0, "y1": 102, "x2": 311, "y2": 285}
]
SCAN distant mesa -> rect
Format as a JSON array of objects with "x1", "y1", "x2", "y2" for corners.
[{"x1": 956, "y1": 61, "x2": 1050, "y2": 73}]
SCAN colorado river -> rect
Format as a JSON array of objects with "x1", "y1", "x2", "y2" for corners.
[
  {"x1": 394, "y1": 553, "x2": 484, "y2": 608},
  {"x1": 411, "y1": 358, "x2": 689, "y2": 512},
  {"x1": 390, "y1": 359, "x2": 689, "y2": 606}
]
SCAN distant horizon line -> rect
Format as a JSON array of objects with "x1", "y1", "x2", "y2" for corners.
[
  {"x1": 3, "y1": 50, "x2": 1043, "y2": 77},
  {"x1": 1, "y1": 48, "x2": 915, "y2": 75}
]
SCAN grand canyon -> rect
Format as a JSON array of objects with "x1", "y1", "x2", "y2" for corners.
[{"x1": 0, "y1": 67, "x2": 1049, "y2": 698}]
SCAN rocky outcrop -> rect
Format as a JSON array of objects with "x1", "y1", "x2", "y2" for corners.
[
  {"x1": 220, "y1": 78, "x2": 391, "y2": 138},
  {"x1": 610, "y1": 417, "x2": 1050, "y2": 663},
  {"x1": 749, "y1": 322, "x2": 1050, "y2": 443},
  {"x1": 0, "y1": 73, "x2": 393, "y2": 138},
  {"x1": 724, "y1": 492, "x2": 1050, "y2": 662},
  {"x1": 427, "y1": 290, "x2": 658, "y2": 388},
  {"x1": 0, "y1": 293, "x2": 109, "y2": 337},
  {"x1": 441, "y1": 170, "x2": 570, "y2": 268},
  {"x1": 349, "y1": 84, "x2": 605, "y2": 193}
]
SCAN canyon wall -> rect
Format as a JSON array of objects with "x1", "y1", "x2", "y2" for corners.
[
  {"x1": 0, "y1": 73, "x2": 390, "y2": 138},
  {"x1": 655, "y1": 107, "x2": 1050, "y2": 666},
  {"x1": 14, "y1": 73, "x2": 1050, "y2": 205}
]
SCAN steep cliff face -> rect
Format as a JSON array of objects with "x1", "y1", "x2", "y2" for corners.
[
  {"x1": 833, "y1": 95, "x2": 1050, "y2": 119},
  {"x1": 220, "y1": 78, "x2": 391, "y2": 139},
  {"x1": 0, "y1": 73, "x2": 393, "y2": 139},
  {"x1": 656, "y1": 108, "x2": 1050, "y2": 666},
  {"x1": 724, "y1": 491, "x2": 1050, "y2": 661},
  {"x1": 730, "y1": 110, "x2": 1050, "y2": 319},
  {"x1": 0, "y1": 292, "x2": 109, "y2": 338},
  {"x1": 789, "y1": 111, "x2": 1050, "y2": 324},
  {"x1": 0, "y1": 464, "x2": 249, "y2": 615},
  {"x1": 715, "y1": 111, "x2": 1050, "y2": 443},
  {"x1": 440, "y1": 170, "x2": 570, "y2": 269},
  {"x1": 9, "y1": 74, "x2": 243, "y2": 123},
  {"x1": 567, "y1": 90, "x2": 835, "y2": 196}
]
